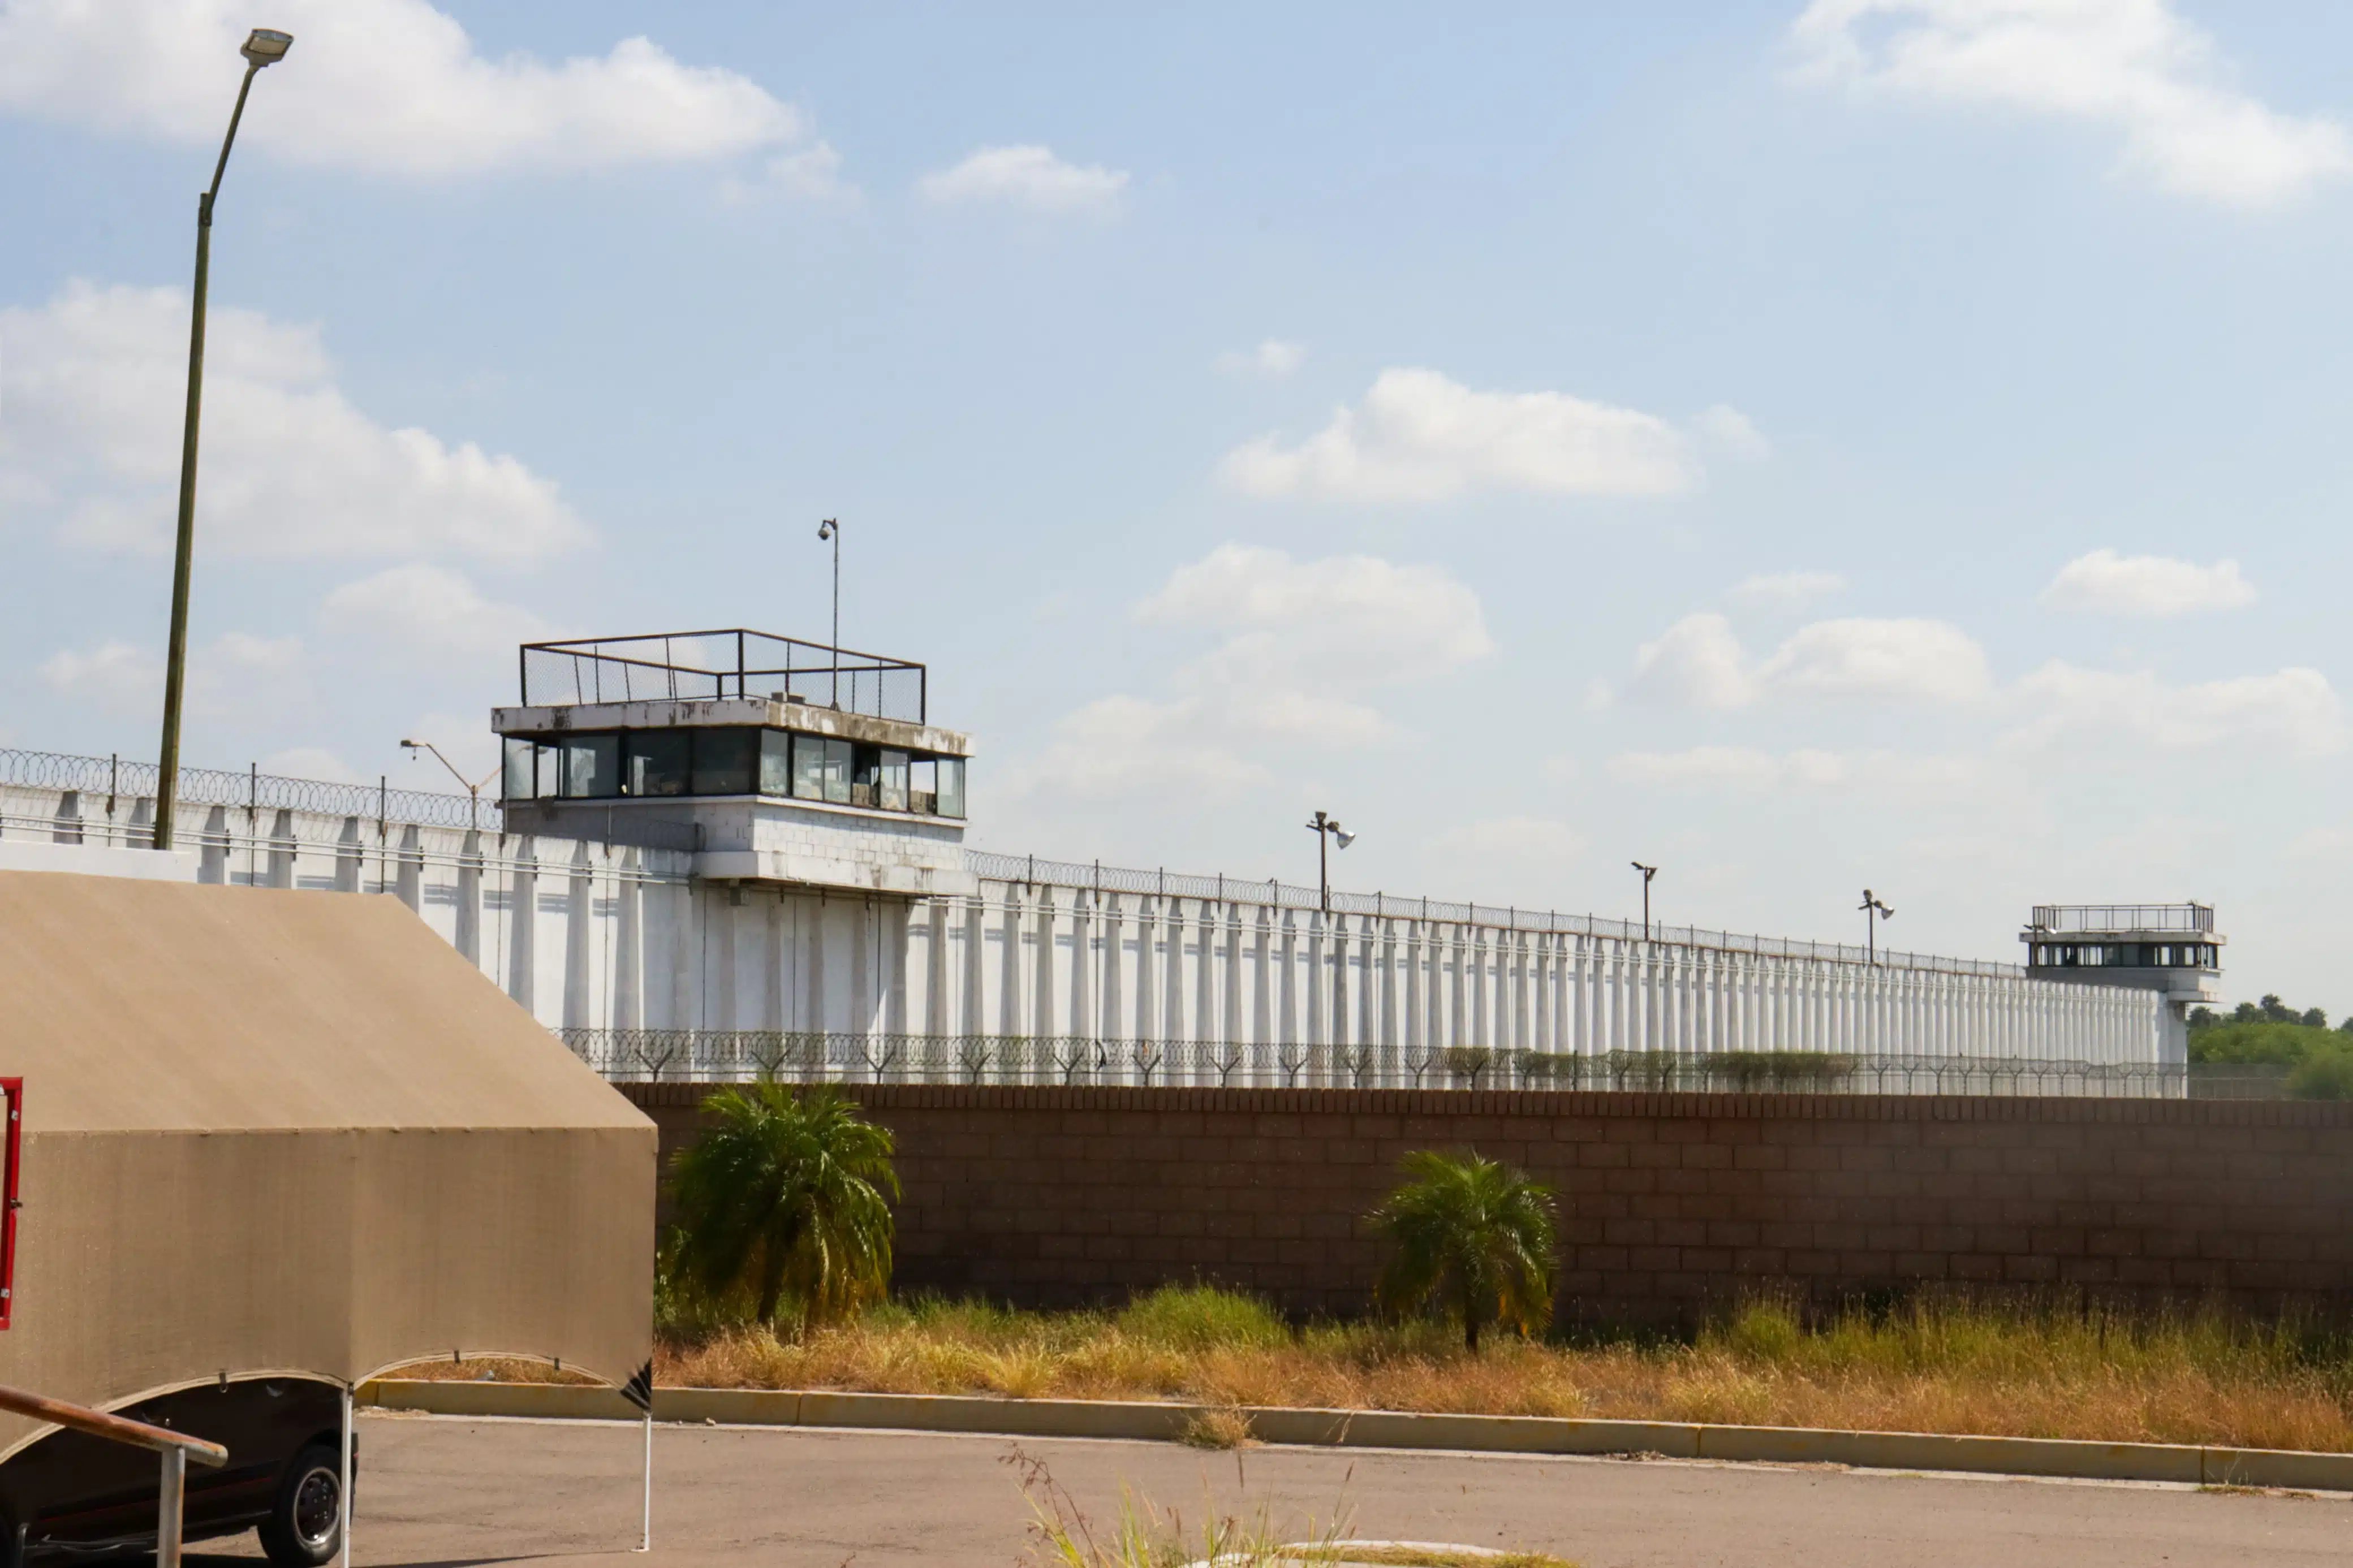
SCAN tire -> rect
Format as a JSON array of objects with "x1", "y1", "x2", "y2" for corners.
[{"x1": 257, "y1": 1441, "x2": 342, "y2": 1568}]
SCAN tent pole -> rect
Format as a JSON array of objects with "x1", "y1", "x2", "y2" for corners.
[
  {"x1": 339, "y1": 1383, "x2": 354, "y2": 1568},
  {"x1": 639, "y1": 1405, "x2": 652, "y2": 1551}
]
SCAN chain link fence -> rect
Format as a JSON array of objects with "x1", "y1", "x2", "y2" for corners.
[{"x1": 558, "y1": 1030, "x2": 2251, "y2": 1098}]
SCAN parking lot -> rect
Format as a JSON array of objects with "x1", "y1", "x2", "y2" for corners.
[{"x1": 176, "y1": 1412, "x2": 2353, "y2": 1566}]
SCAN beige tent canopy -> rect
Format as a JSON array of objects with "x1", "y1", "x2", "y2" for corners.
[{"x1": 0, "y1": 870, "x2": 654, "y2": 1459}]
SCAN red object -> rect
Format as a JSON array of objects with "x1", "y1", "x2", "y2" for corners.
[{"x1": 0, "y1": 1078, "x2": 21, "y2": 1329}]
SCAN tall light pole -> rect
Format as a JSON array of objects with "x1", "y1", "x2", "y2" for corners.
[
  {"x1": 816, "y1": 519, "x2": 840, "y2": 709},
  {"x1": 401, "y1": 739, "x2": 499, "y2": 831},
  {"x1": 1631, "y1": 861, "x2": 1657, "y2": 941},
  {"x1": 1305, "y1": 810, "x2": 1354, "y2": 912},
  {"x1": 1860, "y1": 888, "x2": 1894, "y2": 965},
  {"x1": 153, "y1": 27, "x2": 295, "y2": 851}
]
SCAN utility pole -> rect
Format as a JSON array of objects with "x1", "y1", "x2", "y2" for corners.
[{"x1": 153, "y1": 28, "x2": 294, "y2": 850}]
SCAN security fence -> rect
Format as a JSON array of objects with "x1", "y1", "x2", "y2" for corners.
[
  {"x1": 0, "y1": 746, "x2": 497, "y2": 833},
  {"x1": 557, "y1": 1030, "x2": 2246, "y2": 1098},
  {"x1": 964, "y1": 850, "x2": 2023, "y2": 978}
]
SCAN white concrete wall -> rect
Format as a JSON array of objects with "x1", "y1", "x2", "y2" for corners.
[{"x1": 1, "y1": 777, "x2": 2175, "y2": 1081}]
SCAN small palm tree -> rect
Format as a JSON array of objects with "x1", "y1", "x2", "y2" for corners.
[
  {"x1": 1369, "y1": 1149, "x2": 1559, "y2": 1353},
  {"x1": 668, "y1": 1083, "x2": 899, "y2": 1329}
]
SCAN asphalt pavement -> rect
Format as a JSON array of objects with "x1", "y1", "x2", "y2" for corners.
[{"x1": 183, "y1": 1411, "x2": 2351, "y2": 1566}]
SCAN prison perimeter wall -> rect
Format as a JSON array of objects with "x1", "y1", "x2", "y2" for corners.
[{"x1": 623, "y1": 1084, "x2": 2353, "y2": 1326}]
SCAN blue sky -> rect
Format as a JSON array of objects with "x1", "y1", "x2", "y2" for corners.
[{"x1": 3, "y1": 1, "x2": 2350, "y2": 1005}]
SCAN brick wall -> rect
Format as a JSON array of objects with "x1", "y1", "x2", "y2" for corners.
[{"x1": 622, "y1": 1084, "x2": 2353, "y2": 1325}]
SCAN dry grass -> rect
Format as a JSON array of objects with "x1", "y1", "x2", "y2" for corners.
[{"x1": 643, "y1": 1286, "x2": 2353, "y2": 1453}]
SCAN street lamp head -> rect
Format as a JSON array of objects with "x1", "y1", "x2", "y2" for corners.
[
  {"x1": 399, "y1": 738, "x2": 421, "y2": 750},
  {"x1": 241, "y1": 29, "x2": 294, "y2": 66},
  {"x1": 1333, "y1": 828, "x2": 1356, "y2": 850},
  {"x1": 818, "y1": 519, "x2": 837, "y2": 541}
]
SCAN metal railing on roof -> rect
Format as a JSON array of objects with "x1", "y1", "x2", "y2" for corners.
[
  {"x1": 518, "y1": 630, "x2": 927, "y2": 724},
  {"x1": 2030, "y1": 904, "x2": 2214, "y2": 934}
]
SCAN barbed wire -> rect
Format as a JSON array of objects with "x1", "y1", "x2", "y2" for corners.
[
  {"x1": 0, "y1": 746, "x2": 499, "y2": 832},
  {"x1": 558, "y1": 1030, "x2": 2221, "y2": 1097},
  {"x1": 963, "y1": 850, "x2": 2023, "y2": 978}
]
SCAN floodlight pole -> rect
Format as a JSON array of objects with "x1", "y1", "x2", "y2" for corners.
[
  {"x1": 156, "y1": 37, "x2": 290, "y2": 849},
  {"x1": 1632, "y1": 861, "x2": 1658, "y2": 941},
  {"x1": 1305, "y1": 810, "x2": 1349, "y2": 912},
  {"x1": 818, "y1": 519, "x2": 841, "y2": 707},
  {"x1": 1860, "y1": 888, "x2": 1894, "y2": 965}
]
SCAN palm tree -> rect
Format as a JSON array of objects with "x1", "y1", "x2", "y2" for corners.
[
  {"x1": 1368, "y1": 1149, "x2": 1559, "y2": 1353},
  {"x1": 668, "y1": 1083, "x2": 899, "y2": 1329}
]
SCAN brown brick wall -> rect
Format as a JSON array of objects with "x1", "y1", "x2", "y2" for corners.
[{"x1": 622, "y1": 1084, "x2": 2353, "y2": 1325}]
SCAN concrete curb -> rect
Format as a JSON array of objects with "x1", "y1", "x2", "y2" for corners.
[{"x1": 357, "y1": 1381, "x2": 2353, "y2": 1492}]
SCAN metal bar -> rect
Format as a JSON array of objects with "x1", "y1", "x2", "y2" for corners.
[
  {"x1": 0, "y1": 1383, "x2": 226, "y2": 1465},
  {"x1": 639, "y1": 1407, "x2": 652, "y2": 1552},
  {"x1": 339, "y1": 1383, "x2": 353, "y2": 1568},
  {"x1": 157, "y1": 1445, "x2": 186, "y2": 1568}
]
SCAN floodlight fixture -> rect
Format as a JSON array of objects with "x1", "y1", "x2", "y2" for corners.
[{"x1": 241, "y1": 29, "x2": 294, "y2": 66}]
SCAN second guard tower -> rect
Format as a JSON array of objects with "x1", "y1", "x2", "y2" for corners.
[{"x1": 2022, "y1": 902, "x2": 2221, "y2": 1064}]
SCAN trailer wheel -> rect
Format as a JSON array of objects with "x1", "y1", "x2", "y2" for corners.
[{"x1": 258, "y1": 1441, "x2": 342, "y2": 1567}]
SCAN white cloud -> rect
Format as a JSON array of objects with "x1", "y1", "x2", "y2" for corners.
[
  {"x1": 1, "y1": 281, "x2": 586, "y2": 560},
  {"x1": 318, "y1": 564, "x2": 554, "y2": 660},
  {"x1": 2040, "y1": 548, "x2": 2256, "y2": 616},
  {"x1": 1219, "y1": 368, "x2": 1701, "y2": 503},
  {"x1": 1007, "y1": 695, "x2": 1272, "y2": 802},
  {"x1": 1759, "y1": 617, "x2": 1994, "y2": 704},
  {"x1": 1610, "y1": 745, "x2": 1784, "y2": 788},
  {"x1": 1218, "y1": 340, "x2": 1307, "y2": 378},
  {"x1": 1609, "y1": 746, "x2": 1978, "y2": 791},
  {"x1": 1729, "y1": 569, "x2": 1847, "y2": 608},
  {"x1": 1622, "y1": 612, "x2": 1990, "y2": 707},
  {"x1": 1626, "y1": 614, "x2": 1757, "y2": 709},
  {"x1": 1790, "y1": 0, "x2": 2353, "y2": 208},
  {"x1": 0, "y1": 0, "x2": 803, "y2": 176},
  {"x1": 38, "y1": 630, "x2": 303, "y2": 717},
  {"x1": 1138, "y1": 543, "x2": 1494, "y2": 682},
  {"x1": 260, "y1": 746, "x2": 360, "y2": 784},
  {"x1": 2011, "y1": 662, "x2": 2346, "y2": 755},
  {"x1": 723, "y1": 140, "x2": 852, "y2": 203},
  {"x1": 1693, "y1": 403, "x2": 1772, "y2": 459},
  {"x1": 917, "y1": 145, "x2": 1128, "y2": 211},
  {"x1": 1009, "y1": 545, "x2": 1492, "y2": 801},
  {"x1": 1430, "y1": 817, "x2": 1586, "y2": 863}
]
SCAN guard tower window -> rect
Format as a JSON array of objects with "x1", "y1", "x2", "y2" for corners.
[
  {"x1": 692, "y1": 728, "x2": 757, "y2": 796},
  {"x1": 561, "y1": 735, "x2": 619, "y2": 799},
  {"x1": 627, "y1": 731, "x2": 691, "y2": 797},
  {"x1": 758, "y1": 731, "x2": 793, "y2": 797},
  {"x1": 938, "y1": 757, "x2": 966, "y2": 819},
  {"x1": 878, "y1": 750, "x2": 910, "y2": 812}
]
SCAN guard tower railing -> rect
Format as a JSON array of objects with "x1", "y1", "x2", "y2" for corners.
[
  {"x1": 2029, "y1": 904, "x2": 2214, "y2": 934},
  {"x1": 0, "y1": 1381, "x2": 227, "y2": 1566},
  {"x1": 519, "y1": 630, "x2": 927, "y2": 725}
]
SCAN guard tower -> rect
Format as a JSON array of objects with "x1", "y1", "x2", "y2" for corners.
[
  {"x1": 492, "y1": 629, "x2": 974, "y2": 897},
  {"x1": 2021, "y1": 903, "x2": 2221, "y2": 1064}
]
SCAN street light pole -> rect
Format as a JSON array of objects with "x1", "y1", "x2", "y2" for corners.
[
  {"x1": 1859, "y1": 888, "x2": 1894, "y2": 965},
  {"x1": 1305, "y1": 810, "x2": 1354, "y2": 912},
  {"x1": 153, "y1": 28, "x2": 294, "y2": 852},
  {"x1": 400, "y1": 740, "x2": 498, "y2": 831},
  {"x1": 817, "y1": 519, "x2": 840, "y2": 708},
  {"x1": 1631, "y1": 861, "x2": 1658, "y2": 941}
]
